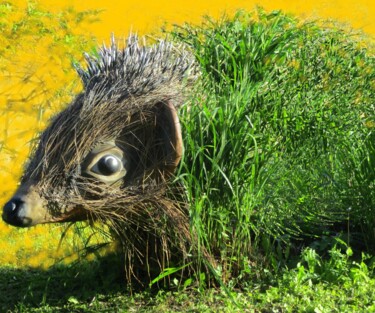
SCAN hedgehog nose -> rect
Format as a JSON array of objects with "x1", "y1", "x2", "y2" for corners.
[{"x1": 2, "y1": 198, "x2": 27, "y2": 227}]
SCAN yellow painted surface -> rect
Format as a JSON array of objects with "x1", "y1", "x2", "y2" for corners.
[
  {"x1": 41, "y1": 0, "x2": 375, "y2": 39},
  {"x1": 0, "y1": 0, "x2": 373, "y2": 268}
]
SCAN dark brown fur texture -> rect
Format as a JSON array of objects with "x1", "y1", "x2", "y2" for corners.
[{"x1": 3, "y1": 36, "x2": 199, "y2": 282}]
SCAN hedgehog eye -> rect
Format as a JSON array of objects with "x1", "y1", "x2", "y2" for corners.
[
  {"x1": 83, "y1": 143, "x2": 128, "y2": 184},
  {"x1": 93, "y1": 155, "x2": 122, "y2": 176}
]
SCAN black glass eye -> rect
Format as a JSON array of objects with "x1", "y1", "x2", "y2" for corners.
[{"x1": 96, "y1": 155, "x2": 122, "y2": 176}]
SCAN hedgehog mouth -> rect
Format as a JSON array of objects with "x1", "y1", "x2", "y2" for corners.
[
  {"x1": 48, "y1": 204, "x2": 90, "y2": 223},
  {"x1": 2, "y1": 188, "x2": 91, "y2": 227}
]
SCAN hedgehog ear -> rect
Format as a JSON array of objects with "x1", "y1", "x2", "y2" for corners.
[{"x1": 154, "y1": 100, "x2": 183, "y2": 176}]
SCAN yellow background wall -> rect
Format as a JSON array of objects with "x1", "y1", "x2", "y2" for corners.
[{"x1": 42, "y1": 0, "x2": 375, "y2": 39}]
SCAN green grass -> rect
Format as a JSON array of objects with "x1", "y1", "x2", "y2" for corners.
[
  {"x1": 172, "y1": 10, "x2": 375, "y2": 282},
  {"x1": 2, "y1": 244, "x2": 375, "y2": 312},
  {"x1": 1, "y1": 7, "x2": 375, "y2": 313}
]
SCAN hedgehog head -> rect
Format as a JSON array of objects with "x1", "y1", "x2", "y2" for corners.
[{"x1": 2, "y1": 36, "x2": 195, "y2": 233}]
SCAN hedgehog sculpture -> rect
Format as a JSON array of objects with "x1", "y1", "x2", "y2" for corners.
[{"x1": 2, "y1": 36, "x2": 198, "y2": 280}]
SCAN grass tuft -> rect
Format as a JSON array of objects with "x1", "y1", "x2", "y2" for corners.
[{"x1": 172, "y1": 9, "x2": 374, "y2": 282}]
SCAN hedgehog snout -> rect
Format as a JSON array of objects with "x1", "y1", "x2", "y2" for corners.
[
  {"x1": 2, "y1": 184, "x2": 51, "y2": 227},
  {"x1": 2, "y1": 197, "x2": 32, "y2": 227}
]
